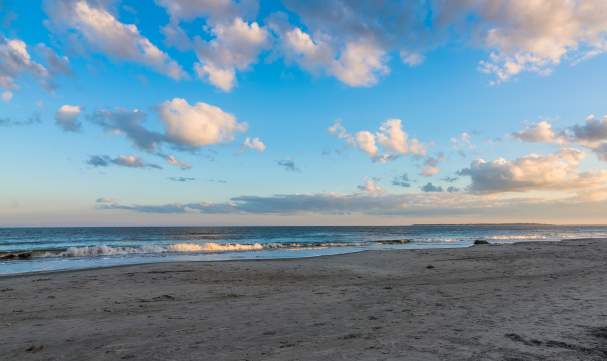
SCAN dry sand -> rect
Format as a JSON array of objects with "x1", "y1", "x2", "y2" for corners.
[{"x1": 2, "y1": 239, "x2": 607, "y2": 360}]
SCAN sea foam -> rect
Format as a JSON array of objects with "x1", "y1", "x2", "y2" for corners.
[{"x1": 56, "y1": 242, "x2": 263, "y2": 257}]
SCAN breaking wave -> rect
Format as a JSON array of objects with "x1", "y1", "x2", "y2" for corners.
[
  {"x1": 486, "y1": 235, "x2": 548, "y2": 240},
  {"x1": 39, "y1": 242, "x2": 265, "y2": 258},
  {"x1": 1, "y1": 239, "x2": 412, "y2": 260}
]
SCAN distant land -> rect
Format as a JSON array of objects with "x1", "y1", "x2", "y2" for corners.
[{"x1": 411, "y1": 223, "x2": 552, "y2": 226}]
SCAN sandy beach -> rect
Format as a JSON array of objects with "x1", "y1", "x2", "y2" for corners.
[{"x1": 1, "y1": 239, "x2": 607, "y2": 360}]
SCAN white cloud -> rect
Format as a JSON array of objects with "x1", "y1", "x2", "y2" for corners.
[
  {"x1": 512, "y1": 120, "x2": 560, "y2": 143},
  {"x1": 55, "y1": 104, "x2": 82, "y2": 132},
  {"x1": 243, "y1": 137, "x2": 266, "y2": 152},
  {"x1": 357, "y1": 178, "x2": 382, "y2": 193},
  {"x1": 279, "y1": 1, "x2": 607, "y2": 84},
  {"x1": 421, "y1": 165, "x2": 439, "y2": 177},
  {"x1": 459, "y1": 148, "x2": 607, "y2": 193},
  {"x1": 93, "y1": 98, "x2": 256, "y2": 161},
  {"x1": 164, "y1": 155, "x2": 191, "y2": 170},
  {"x1": 194, "y1": 17, "x2": 268, "y2": 91},
  {"x1": 451, "y1": 132, "x2": 473, "y2": 148},
  {"x1": 354, "y1": 131, "x2": 379, "y2": 158},
  {"x1": 158, "y1": 98, "x2": 247, "y2": 148},
  {"x1": 281, "y1": 27, "x2": 389, "y2": 87},
  {"x1": 0, "y1": 36, "x2": 49, "y2": 91},
  {"x1": 421, "y1": 153, "x2": 444, "y2": 177},
  {"x1": 328, "y1": 120, "x2": 354, "y2": 145},
  {"x1": 376, "y1": 119, "x2": 425, "y2": 155},
  {"x1": 463, "y1": 0, "x2": 607, "y2": 82},
  {"x1": 330, "y1": 119, "x2": 426, "y2": 162},
  {"x1": 45, "y1": 0, "x2": 186, "y2": 80},
  {"x1": 283, "y1": 27, "x2": 334, "y2": 73},
  {"x1": 331, "y1": 40, "x2": 389, "y2": 87},
  {"x1": 114, "y1": 155, "x2": 148, "y2": 168},
  {"x1": 87, "y1": 154, "x2": 162, "y2": 169},
  {"x1": 400, "y1": 50, "x2": 424, "y2": 66},
  {"x1": 1, "y1": 91, "x2": 12, "y2": 102},
  {"x1": 512, "y1": 115, "x2": 607, "y2": 162}
]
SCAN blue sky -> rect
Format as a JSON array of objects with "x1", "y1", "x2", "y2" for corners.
[{"x1": 2, "y1": 0, "x2": 607, "y2": 226}]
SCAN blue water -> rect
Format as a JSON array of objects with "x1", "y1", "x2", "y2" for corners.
[{"x1": 1, "y1": 225, "x2": 606, "y2": 275}]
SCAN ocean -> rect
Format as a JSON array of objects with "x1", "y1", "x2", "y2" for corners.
[{"x1": 1, "y1": 224, "x2": 606, "y2": 275}]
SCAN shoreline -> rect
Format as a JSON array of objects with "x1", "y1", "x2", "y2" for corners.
[
  {"x1": 0, "y1": 237, "x2": 601, "y2": 279},
  {"x1": 2, "y1": 238, "x2": 607, "y2": 360},
  {"x1": 0, "y1": 249, "x2": 371, "y2": 279}
]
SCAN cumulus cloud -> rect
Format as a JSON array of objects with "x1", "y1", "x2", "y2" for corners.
[
  {"x1": 158, "y1": 98, "x2": 247, "y2": 148},
  {"x1": 328, "y1": 120, "x2": 354, "y2": 145},
  {"x1": 35, "y1": 0, "x2": 607, "y2": 90},
  {"x1": 44, "y1": 0, "x2": 186, "y2": 80},
  {"x1": 87, "y1": 154, "x2": 162, "y2": 169},
  {"x1": 55, "y1": 104, "x2": 82, "y2": 132},
  {"x1": 461, "y1": 0, "x2": 607, "y2": 83},
  {"x1": 93, "y1": 98, "x2": 248, "y2": 156},
  {"x1": 513, "y1": 115, "x2": 607, "y2": 162},
  {"x1": 330, "y1": 40, "x2": 389, "y2": 87},
  {"x1": 36, "y1": 43, "x2": 71, "y2": 76},
  {"x1": 459, "y1": 148, "x2": 607, "y2": 193},
  {"x1": 565, "y1": 115, "x2": 607, "y2": 161},
  {"x1": 279, "y1": 26, "x2": 389, "y2": 87},
  {"x1": 0, "y1": 36, "x2": 49, "y2": 91},
  {"x1": 568, "y1": 114, "x2": 607, "y2": 146},
  {"x1": 421, "y1": 153, "x2": 444, "y2": 177},
  {"x1": 512, "y1": 121, "x2": 560, "y2": 143},
  {"x1": 392, "y1": 173, "x2": 411, "y2": 188},
  {"x1": 329, "y1": 119, "x2": 426, "y2": 162},
  {"x1": 376, "y1": 119, "x2": 425, "y2": 155},
  {"x1": 194, "y1": 17, "x2": 268, "y2": 91},
  {"x1": 92, "y1": 108, "x2": 162, "y2": 151},
  {"x1": 164, "y1": 154, "x2": 191, "y2": 170},
  {"x1": 243, "y1": 137, "x2": 265, "y2": 152},
  {"x1": 450, "y1": 132, "x2": 474, "y2": 157},
  {"x1": 357, "y1": 178, "x2": 382, "y2": 193},
  {"x1": 421, "y1": 182, "x2": 443, "y2": 193},
  {"x1": 277, "y1": 1, "x2": 607, "y2": 84},
  {"x1": 354, "y1": 131, "x2": 379, "y2": 158},
  {"x1": 272, "y1": 1, "x2": 426, "y2": 86},
  {"x1": 55, "y1": 0, "x2": 604, "y2": 90},
  {"x1": 276, "y1": 160, "x2": 299, "y2": 172}
]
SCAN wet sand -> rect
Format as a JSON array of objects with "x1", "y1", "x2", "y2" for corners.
[{"x1": 1, "y1": 239, "x2": 607, "y2": 360}]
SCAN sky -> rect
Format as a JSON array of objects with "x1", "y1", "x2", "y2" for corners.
[{"x1": 2, "y1": 0, "x2": 607, "y2": 226}]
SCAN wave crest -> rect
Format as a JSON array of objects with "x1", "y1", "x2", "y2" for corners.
[{"x1": 55, "y1": 242, "x2": 263, "y2": 257}]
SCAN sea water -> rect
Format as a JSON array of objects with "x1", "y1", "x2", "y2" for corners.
[{"x1": 1, "y1": 225, "x2": 607, "y2": 275}]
